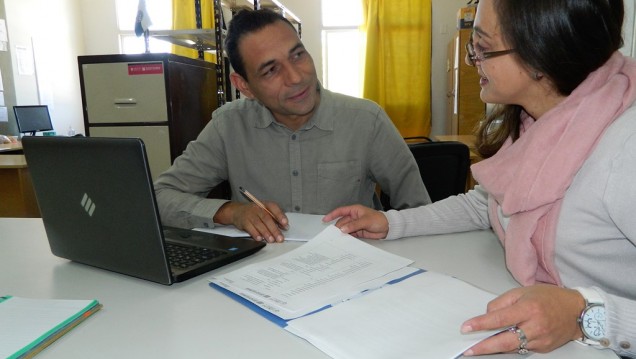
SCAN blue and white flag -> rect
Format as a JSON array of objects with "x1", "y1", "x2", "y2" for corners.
[{"x1": 135, "y1": 0, "x2": 152, "y2": 37}]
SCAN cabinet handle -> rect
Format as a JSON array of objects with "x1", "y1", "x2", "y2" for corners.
[{"x1": 113, "y1": 98, "x2": 137, "y2": 105}]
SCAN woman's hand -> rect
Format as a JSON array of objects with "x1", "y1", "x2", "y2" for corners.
[
  {"x1": 323, "y1": 204, "x2": 389, "y2": 239},
  {"x1": 461, "y1": 284, "x2": 586, "y2": 355}
]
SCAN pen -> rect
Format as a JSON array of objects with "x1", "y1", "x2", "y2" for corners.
[{"x1": 239, "y1": 187, "x2": 287, "y2": 228}]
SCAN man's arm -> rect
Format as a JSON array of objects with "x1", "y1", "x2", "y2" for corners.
[{"x1": 369, "y1": 109, "x2": 431, "y2": 209}]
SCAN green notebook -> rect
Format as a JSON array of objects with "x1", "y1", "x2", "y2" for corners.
[{"x1": 0, "y1": 296, "x2": 102, "y2": 359}]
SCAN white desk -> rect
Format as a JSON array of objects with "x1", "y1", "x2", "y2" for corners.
[{"x1": 0, "y1": 218, "x2": 618, "y2": 359}]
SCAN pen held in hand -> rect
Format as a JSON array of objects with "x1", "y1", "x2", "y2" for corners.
[{"x1": 239, "y1": 187, "x2": 288, "y2": 229}]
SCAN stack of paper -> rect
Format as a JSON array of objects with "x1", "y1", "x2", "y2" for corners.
[
  {"x1": 210, "y1": 225, "x2": 503, "y2": 359},
  {"x1": 0, "y1": 296, "x2": 101, "y2": 359},
  {"x1": 286, "y1": 271, "x2": 501, "y2": 359},
  {"x1": 210, "y1": 225, "x2": 418, "y2": 320}
]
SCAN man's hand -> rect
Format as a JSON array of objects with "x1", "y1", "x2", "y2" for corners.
[{"x1": 214, "y1": 201, "x2": 288, "y2": 242}]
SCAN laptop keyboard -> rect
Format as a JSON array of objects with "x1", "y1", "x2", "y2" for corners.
[{"x1": 165, "y1": 242, "x2": 225, "y2": 269}]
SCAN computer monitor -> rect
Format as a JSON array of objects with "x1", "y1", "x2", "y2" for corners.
[{"x1": 13, "y1": 105, "x2": 54, "y2": 136}]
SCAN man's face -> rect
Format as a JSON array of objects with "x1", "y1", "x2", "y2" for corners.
[{"x1": 231, "y1": 21, "x2": 319, "y2": 126}]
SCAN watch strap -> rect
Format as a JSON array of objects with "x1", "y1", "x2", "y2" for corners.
[
  {"x1": 575, "y1": 287, "x2": 604, "y2": 306},
  {"x1": 574, "y1": 287, "x2": 606, "y2": 346}
]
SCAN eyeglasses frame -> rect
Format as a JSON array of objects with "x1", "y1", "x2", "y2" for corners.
[{"x1": 465, "y1": 34, "x2": 516, "y2": 66}]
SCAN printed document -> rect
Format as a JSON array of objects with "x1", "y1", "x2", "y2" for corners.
[{"x1": 210, "y1": 225, "x2": 414, "y2": 319}]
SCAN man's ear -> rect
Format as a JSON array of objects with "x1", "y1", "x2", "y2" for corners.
[{"x1": 230, "y1": 72, "x2": 254, "y2": 99}]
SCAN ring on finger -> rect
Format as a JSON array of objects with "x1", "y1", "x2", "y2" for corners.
[{"x1": 508, "y1": 326, "x2": 529, "y2": 355}]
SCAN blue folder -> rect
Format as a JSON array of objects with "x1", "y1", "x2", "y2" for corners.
[{"x1": 210, "y1": 268, "x2": 426, "y2": 328}]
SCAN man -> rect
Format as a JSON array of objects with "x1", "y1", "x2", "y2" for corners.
[{"x1": 154, "y1": 9, "x2": 429, "y2": 243}]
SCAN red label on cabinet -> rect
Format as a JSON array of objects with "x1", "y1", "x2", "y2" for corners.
[{"x1": 128, "y1": 63, "x2": 164, "y2": 75}]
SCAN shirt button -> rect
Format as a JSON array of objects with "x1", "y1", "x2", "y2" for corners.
[
  {"x1": 599, "y1": 338, "x2": 610, "y2": 347},
  {"x1": 620, "y1": 341, "x2": 631, "y2": 349},
  {"x1": 292, "y1": 170, "x2": 299, "y2": 176},
  {"x1": 291, "y1": 134, "x2": 297, "y2": 140},
  {"x1": 294, "y1": 206, "x2": 301, "y2": 211}
]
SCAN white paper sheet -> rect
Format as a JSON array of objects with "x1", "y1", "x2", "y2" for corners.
[
  {"x1": 210, "y1": 225, "x2": 413, "y2": 319},
  {"x1": 285, "y1": 271, "x2": 503, "y2": 359},
  {"x1": 196, "y1": 212, "x2": 334, "y2": 241}
]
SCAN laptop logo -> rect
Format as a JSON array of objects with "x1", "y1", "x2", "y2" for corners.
[{"x1": 80, "y1": 193, "x2": 96, "y2": 217}]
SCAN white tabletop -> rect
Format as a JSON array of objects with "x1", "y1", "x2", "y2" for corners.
[{"x1": 0, "y1": 218, "x2": 618, "y2": 359}]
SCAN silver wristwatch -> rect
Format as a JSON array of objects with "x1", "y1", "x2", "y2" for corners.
[{"x1": 575, "y1": 287, "x2": 607, "y2": 346}]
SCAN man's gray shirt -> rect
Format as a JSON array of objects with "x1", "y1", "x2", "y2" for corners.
[{"x1": 154, "y1": 86, "x2": 430, "y2": 229}]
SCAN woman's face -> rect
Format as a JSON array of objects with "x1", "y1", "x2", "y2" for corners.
[{"x1": 471, "y1": 0, "x2": 536, "y2": 107}]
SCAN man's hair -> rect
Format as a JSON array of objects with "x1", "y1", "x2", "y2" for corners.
[{"x1": 225, "y1": 9, "x2": 297, "y2": 80}]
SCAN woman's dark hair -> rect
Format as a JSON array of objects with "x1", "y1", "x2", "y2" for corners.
[
  {"x1": 225, "y1": 9, "x2": 297, "y2": 81},
  {"x1": 475, "y1": 0, "x2": 624, "y2": 158}
]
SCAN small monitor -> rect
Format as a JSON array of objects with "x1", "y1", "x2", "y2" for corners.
[{"x1": 13, "y1": 105, "x2": 54, "y2": 136}]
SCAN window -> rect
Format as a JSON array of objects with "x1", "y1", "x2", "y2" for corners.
[
  {"x1": 321, "y1": 0, "x2": 365, "y2": 98},
  {"x1": 115, "y1": 0, "x2": 173, "y2": 54}
]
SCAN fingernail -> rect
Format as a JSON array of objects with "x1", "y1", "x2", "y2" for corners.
[
  {"x1": 268, "y1": 236, "x2": 275, "y2": 243},
  {"x1": 461, "y1": 324, "x2": 472, "y2": 333},
  {"x1": 276, "y1": 235, "x2": 284, "y2": 242},
  {"x1": 464, "y1": 349, "x2": 474, "y2": 356},
  {"x1": 256, "y1": 236, "x2": 263, "y2": 241}
]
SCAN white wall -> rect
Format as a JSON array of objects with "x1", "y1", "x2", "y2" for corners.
[
  {"x1": 78, "y1": 0, "x2": 120, "y2": 56},
  {"x1": 3, "y1": 0, "x2": 86, "y2": 135}
]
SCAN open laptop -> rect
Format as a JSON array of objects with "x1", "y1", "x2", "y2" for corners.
[{"x1": 21, "y1": 136, "x2": 265, "y2": 285}]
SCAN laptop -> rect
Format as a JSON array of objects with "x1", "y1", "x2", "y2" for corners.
[{"x1": 21, "y1": 136, "x2": 265, "y2": 285}]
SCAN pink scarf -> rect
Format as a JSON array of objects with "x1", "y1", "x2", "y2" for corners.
[{"x1": 471, "y1": 52, "x2": 636, "y2": 286}]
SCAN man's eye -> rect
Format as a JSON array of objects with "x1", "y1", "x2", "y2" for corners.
[
  {"x1": 292, "y1": 51, "x2": 305, "y2": 61},
  {"x1": 263, "y1": 66, "x2": 277, "y2": 77}
]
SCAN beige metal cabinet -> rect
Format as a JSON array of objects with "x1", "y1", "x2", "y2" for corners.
[{"x1": 78, "y1": 53, "x2": 218, "y2": 180}]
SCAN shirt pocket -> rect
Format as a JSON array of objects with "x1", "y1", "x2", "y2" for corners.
[{"x1": 317, "y1": 160, "x2": 361, "y2": 211}]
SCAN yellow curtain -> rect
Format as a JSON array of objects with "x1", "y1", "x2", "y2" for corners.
[
  {"x1": 362, "y1": 0, "x2": 432, "y2": 137},
  {"x1": 171, "y1": 0, "x2": 217, "y2": 63}
]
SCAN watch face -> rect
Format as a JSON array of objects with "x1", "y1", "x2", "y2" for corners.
[{"x1": 582, "y1": 304, "x2": 606, "y2": 340}]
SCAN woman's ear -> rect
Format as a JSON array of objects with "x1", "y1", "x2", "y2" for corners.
[{"x1": 230, "y1": 72, "x2": 254, "y2": 99}]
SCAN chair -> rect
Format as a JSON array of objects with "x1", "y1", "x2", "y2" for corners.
[{"x1": 381, "y1": 138, "x2": 471, "y2": 209}]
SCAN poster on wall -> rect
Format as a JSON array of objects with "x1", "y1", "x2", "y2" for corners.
[
  {"x1": 0, "y1": 19, "x2": 7, "y2": 51},
  {"x1": 16, "y1": 45, "x2": 34, "y2": 76}
]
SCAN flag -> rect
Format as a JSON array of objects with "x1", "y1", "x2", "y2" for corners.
[{"x1": 135, "y1": 0, "x2": 152, "y2": 37}]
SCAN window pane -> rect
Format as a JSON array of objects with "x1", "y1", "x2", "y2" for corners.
[
  {"x1": 322, "y1": 30, "x2": 365, "y2": 97},
  {"x1": 322, "y1": 0, "x2": 363, "y2": 27},
  {"x1": 120, "y1": 34, "x2": 173, "y2": 54},
  {"x1": 116, "y1": 0, "x2": 172, "y2": 31}
]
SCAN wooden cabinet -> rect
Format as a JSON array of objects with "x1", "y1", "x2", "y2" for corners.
[
  {"x1": 0, "y1": 155, "x2": 39, "y2": 217},
  {"x1": 446, "y1": 29, "x2": 485, "y2": 135}
]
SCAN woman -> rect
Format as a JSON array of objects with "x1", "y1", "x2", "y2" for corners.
[{"x1": 324, "y1": 0, "x2": 636, "y2": 357}]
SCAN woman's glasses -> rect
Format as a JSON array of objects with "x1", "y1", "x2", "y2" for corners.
[{"x1": 465, "y1": 34, "x2": 516, "y2": 66}]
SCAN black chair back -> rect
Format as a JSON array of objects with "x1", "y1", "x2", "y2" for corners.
[{"x1": 381, "y1": 140, "x2": 470, "y2": 209}]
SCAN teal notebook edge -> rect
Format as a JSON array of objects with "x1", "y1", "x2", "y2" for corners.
[{"x1": 1, "y1": 296, "x2": 101, "y2": 359}]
